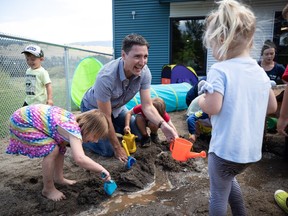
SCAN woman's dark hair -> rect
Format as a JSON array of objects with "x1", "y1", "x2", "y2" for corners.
[{"x1": 261, "y1": 39, "x2": 276, "y2": 56}]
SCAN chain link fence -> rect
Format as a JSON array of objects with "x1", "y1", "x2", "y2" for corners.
[{"x1": 0, "y1": 33, "x2": 113, "y2": 138}]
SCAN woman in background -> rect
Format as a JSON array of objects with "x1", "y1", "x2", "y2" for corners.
[{"x1": 259, "y1": 39, "x2": 285, "y2": 84}]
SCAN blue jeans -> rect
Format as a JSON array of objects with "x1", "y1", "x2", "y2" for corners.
[{"x1": 80, "y1": 101, "x2": 141, "y2": 157}]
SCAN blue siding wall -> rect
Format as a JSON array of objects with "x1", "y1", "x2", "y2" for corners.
[{"x1": 113, "y1": 0, "x2": 170, "y2": 84}]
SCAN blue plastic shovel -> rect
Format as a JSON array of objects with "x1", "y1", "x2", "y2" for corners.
[{"x1": 101, "y1": 172, "x2": 117, "y2": 196}]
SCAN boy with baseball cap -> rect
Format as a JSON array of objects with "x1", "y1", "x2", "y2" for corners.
[{"x1": 21, "y1": 44, "x2": 53, "y2": 106}]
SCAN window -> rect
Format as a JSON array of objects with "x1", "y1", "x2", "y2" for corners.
[
  {"x1": 273, "y1": 11, "x2": 288, "y2": 67},
  {"x1": 171, "y1": 17, "x2": 206, "y2": 76}
]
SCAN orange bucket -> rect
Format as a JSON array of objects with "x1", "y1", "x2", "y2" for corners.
[{"x1": 170, "y1": 138, "x2": 206, "y2": 162}]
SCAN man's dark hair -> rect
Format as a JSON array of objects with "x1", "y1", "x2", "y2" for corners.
[{"x1": 122, "y1": 33, "x2": 150, "y2": 54}]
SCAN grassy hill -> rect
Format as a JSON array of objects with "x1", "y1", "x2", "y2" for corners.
[{"x1": 69, "y1": 41, "x2": 113, "y2": 55}]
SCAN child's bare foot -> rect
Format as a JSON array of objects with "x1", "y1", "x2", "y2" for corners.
[
  {"x1": 42, "y1": 188, "x2": 66, "y2": 201},
  {"x1": 55, "y1": 178, "x2": 77, "y2": 185}
]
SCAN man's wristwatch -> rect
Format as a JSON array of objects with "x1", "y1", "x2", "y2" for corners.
[{"x1": 158, "y1": 120, "x2": 164, "y2": 128}]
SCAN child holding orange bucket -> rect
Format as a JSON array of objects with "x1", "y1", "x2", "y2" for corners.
[{"x1": 198, "y1": 0, "x2": 277, "y2": 215}]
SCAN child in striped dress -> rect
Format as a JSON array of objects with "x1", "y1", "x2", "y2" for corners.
[{"x1": 6, "y1": 104, "x2": 111, "y2": 201}]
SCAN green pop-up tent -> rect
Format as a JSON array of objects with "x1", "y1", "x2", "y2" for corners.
[{"x1": 71, "y1": 57, "x2": 103, "y2": 107}]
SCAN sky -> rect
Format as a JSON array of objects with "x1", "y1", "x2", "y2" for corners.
[{"x1": 0, "y1": 0, "x2": 113, "y2": 45}]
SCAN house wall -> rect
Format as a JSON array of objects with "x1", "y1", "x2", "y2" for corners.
[
  {"x1": 113, "y1": 0, "x2": 170, "y2": 84},
  {"x1": 113, "y1": 0, "x2": 287, "y2": 82},
  {"x1": 170, "y1": 0, "x2": 287, "y2": 72}
]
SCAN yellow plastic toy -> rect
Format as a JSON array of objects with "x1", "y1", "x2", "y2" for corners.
[
  {"x1": 122, "y1": 131, "x2": 137, "y2": 153},
  {"x1": 122, "y1": 140, "x2": 136, "y2": 169}
]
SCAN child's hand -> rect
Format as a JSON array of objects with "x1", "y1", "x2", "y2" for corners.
[
  {"x1": 47, "y1": 99, "x2": 54, "y2": 106},
  {"x1": 198, "y1": 80, "x2": 214, "y2": 95},
  {"x1": 100, "y1": 170, "x2": 111, "y2": 182},
  {"x1": 270, "y1": 80, "x2": 276, "y2": 87},
  {"x1": 189, "y1": 134, "x2": 197, "y2": 143},
  {"x1": 124, "y1": 126, "x2": 131, "y2": 134}
]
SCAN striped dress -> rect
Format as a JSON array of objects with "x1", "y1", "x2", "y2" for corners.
[{"x1": 6, "y1": 104, "x2": 82, "y2": 158}]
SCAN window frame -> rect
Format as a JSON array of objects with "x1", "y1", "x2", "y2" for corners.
[{"x1": 170, "y1": 16, "x2": 207, "y2": 76}]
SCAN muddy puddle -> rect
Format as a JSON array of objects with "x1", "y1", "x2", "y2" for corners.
[
  {"x1": 78, "y1": 156, "x2": 208, "y2": 216},
  {"x1": 81, "y1": 166, "x2": 173, "y2": 215}
]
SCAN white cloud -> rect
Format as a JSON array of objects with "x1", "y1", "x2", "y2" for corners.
[{"x1": 0, "y1": 0, "x2": 112, "y2": 44}]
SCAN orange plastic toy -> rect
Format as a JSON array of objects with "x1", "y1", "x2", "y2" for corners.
[{"x1": 170, "y1": 138, "x2": 206, "y2": 162}]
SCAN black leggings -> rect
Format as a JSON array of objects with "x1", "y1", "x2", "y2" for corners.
[{"x1": 208, "y1": 153, "x2": 250, "y2": 216}]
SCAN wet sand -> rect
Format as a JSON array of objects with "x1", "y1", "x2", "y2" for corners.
[{"x1": 0, "y1": 109, "x2": 288, "y2": 216}]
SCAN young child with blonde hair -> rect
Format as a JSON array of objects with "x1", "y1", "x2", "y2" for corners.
[
  {"x1": 198, "y1": 0, "x2": 277, "y2": 215},
  {"x1": 6, "y1": 104, "x2": 111, "y2": 201}
]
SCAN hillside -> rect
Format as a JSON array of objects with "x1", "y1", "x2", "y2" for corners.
[
  {"x1": 70, "y1": 41, "x2": 112, "y2": 47},
  {"x1": 68, "y1": 41, "x2": 113, "y2": 55}
]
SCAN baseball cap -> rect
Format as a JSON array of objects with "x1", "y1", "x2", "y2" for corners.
[{"x1": 21, "y1": 45, "x2": 44, "y2": 57}]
